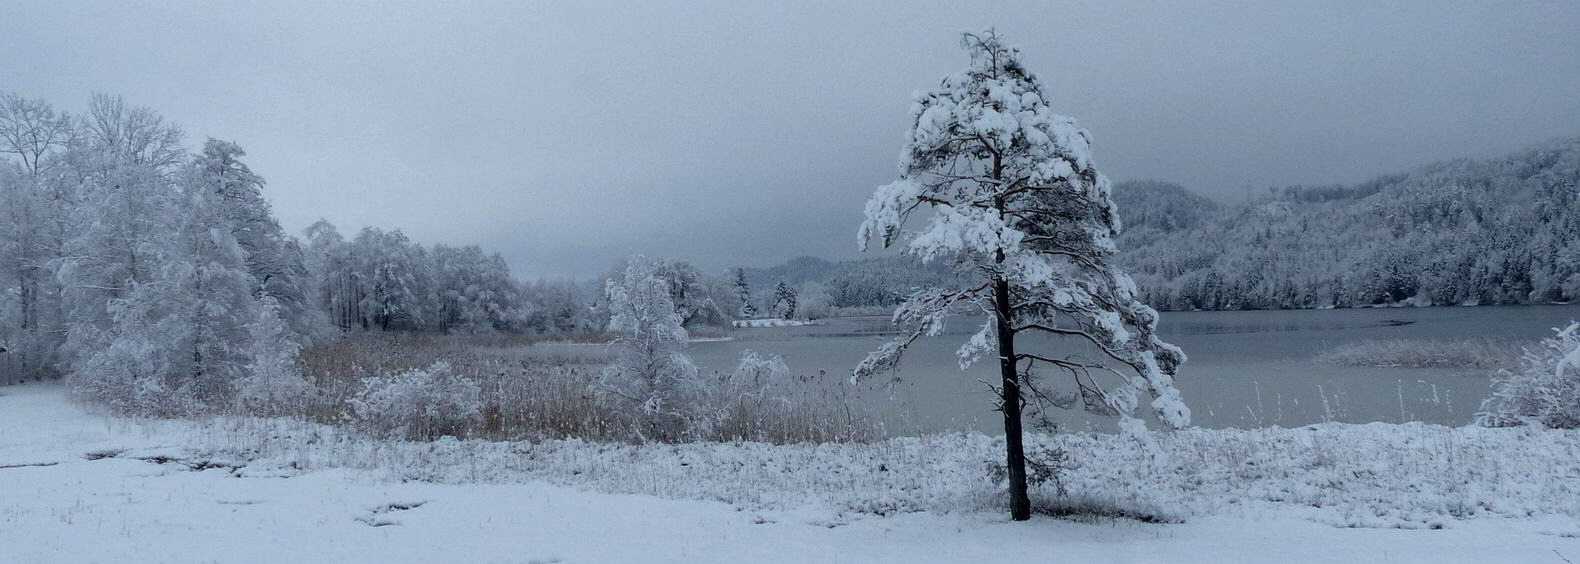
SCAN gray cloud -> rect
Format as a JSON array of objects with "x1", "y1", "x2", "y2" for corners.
[{"x1": 5, "y1": 0, "x2": 1578, "y2": 278}]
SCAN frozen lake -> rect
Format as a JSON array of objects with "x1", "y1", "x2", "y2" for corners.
[{"x1": 525, "y1": 305, "x2": 1580, "y2": 434}]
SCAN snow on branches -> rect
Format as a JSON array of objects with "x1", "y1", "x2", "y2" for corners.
[
  {"x1": 594, "y1": 256, "x2": 704, "y2": 441},
  {"x1": 854, "y1": 30, "x2": 1188, "y2": 431},
  {"x1": 1479, "y1": 322, "x2": 1580, "y2": 429}
]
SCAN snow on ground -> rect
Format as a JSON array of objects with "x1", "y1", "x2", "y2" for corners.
[
  {"x1": 4, "y1": 383, "x2": 1580, "y2": 563},
  {"x1": 732, "y1": 318, "x2": 822, "y2": 328}
]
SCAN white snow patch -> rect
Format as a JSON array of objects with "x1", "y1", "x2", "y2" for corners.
[{"x1": 732, "y1": 318, "x2": 823, "y2": 328}]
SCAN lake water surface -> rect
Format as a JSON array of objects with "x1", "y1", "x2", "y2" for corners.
[{"x1": 527, "y1": 305, "x2": 1580, "y2": 434}]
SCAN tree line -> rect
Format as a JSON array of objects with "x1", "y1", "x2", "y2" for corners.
[{"x1": 0, "y1": 92, "x2": 581, "y2": 395}]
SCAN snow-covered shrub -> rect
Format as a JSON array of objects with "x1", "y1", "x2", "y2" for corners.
[
  {"x1": 1314, "y1": 338, "x2": 1521, "y2": 369},
  {"x1": 593, "y1": 256, "x2": 704, "y2": 442},
  {"x1": 350, "y1": 362, "x2": 482, "y2": 440},
  {"x1": 695, "y1": 350, "x2": 876, "y2": 443},
  {"x1": 1478, "y1": 322, "x2": 1580, "y2": 428},
  {"x1": 695, "y1": 350, "x2": 790, "y2": 439}
]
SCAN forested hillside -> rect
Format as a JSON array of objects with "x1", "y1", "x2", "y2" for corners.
[
  {"x1": 1113, "y1": 139, "x2": 1580, "y2": 311},
  {"x1": 736, "y1": 256, "x2": 955, "y2": 313},
  {"x1": 737, "y1": 140, "x2": 1578, "y2": 314}
]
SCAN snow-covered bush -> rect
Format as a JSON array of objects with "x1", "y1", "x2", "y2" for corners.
[
  {"x1": 1478, "y1": 322, "x2": 1580, "y2": 428},
  {"x1": 794, "y1": 281, "x2": 834, "y2": 320},
  {"x1": 696, "y1": 351, "x2": 779, "y2": 436},
  {"x1": 698, "y1": 350, "x2": 876, "y2": 443},
  {"x1": 350, "y1": 362, "x2": 482, "y2": 440},
  {"x1": 593, "y1": 256, "x2": 705, "y2": 442}
]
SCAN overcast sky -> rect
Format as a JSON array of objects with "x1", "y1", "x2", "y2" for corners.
[{"x1": 4, "y1": 1, "x2": 1579, "y2": 279}]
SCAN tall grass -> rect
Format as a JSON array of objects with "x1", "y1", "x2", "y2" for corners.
[
  {"x1": 1313, "y1": 338, "x2": 1523, "y2": 369},
  {"x1": 290, "y1": 333, "x2": 876, "y2": 444}
]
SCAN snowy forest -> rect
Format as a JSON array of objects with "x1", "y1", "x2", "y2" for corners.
[
  {"x1": 4, "y1": 9, "x2": 1580, "y2": 562},
  {"x1": 0, "y1": 92, "x2": 808, "y2": 392},
  {"x1": 1113, "y1": 140, "x2": 1580, "y2": 310},
  {"x1": 0, "y1": 93, "x2": 585, "y2": 393}
]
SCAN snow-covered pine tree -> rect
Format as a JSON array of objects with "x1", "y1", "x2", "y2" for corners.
[
  {"x1": 594, "y1": 256, "x2": 701, "y2": 441},
  {"x1": 733, "y1": 267, "x2": 757, "y2": 318},
  {"x1": 772, "y1": 280, "x2": 797, "y2": 320},
  {"x1": 854, "y1": 30, "x2": 1188, "y2": 520},
  {"x1": 237, "y1": 295, "x2": 312, "y2": 416}
]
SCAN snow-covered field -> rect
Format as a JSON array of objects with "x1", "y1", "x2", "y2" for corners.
[{"x1": 4, "y1": 382, "x2": 1580, "y2": 563}]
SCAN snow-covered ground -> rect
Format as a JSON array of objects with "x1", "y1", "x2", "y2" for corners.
[
  {"x1": 4, "y1": 382, "x2": 1580, "y2": 563},
  {"x1": 732, "y1": 318, "x2": 822, "y2": 328}
]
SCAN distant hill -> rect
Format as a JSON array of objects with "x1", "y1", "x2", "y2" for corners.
[
  {"x1": 1110, "y1": 179, "x2": 1221, "y2": 234},
  {"x1": 1113, "y1": 138, "x2": 1580, "y2": 310},
  {"x1": 748, "y1": 139, "x2": 1580, "y2": 313},
  {"x1": 737, "y1": 256, "x2": 954, "y2": 310}
]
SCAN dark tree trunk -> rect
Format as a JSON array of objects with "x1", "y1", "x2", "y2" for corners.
[
  {"x1": 987, "y1": 151, "x2": 1030, "y2": 521},
  {"x1": 994, "y1": 275, "x2": 1031, "y2": 521}
]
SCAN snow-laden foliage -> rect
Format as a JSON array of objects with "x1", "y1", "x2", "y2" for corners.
[
  {"x1": 1478, "y1": 322, "x2": 1580, "y2": 428},
  {"x1": 594, "y1": 256, "x2": 705, "y2": 441},
  {"x1": 770, "y1": 280, "x2": 797, "y2": 320},
  {"x1": 70, "y1": 141, "x2": 269, "y2": 416},
  {"x1": 1114, "y1": 139, "x2": 1580, "y2": 311},
  {"x1": 237, "y1": 296, "x2": 313, "y2": 416},
  {"x1": 689, "y1": 349, "x2": 871, "y2": 442},
  {"x1": 651, "y1": 259, "x2": 726, "y2": 328},
  {"x1": 57, "y1": 95, "x2": 187, "y2": 381},
  {"x1": 195, "y1": 139, "x2": 331, "y2": 343},
  {"x1": 0, "y1": 90, "x2": 547, "y2": 412},
  {"x1": 294, "y1": 334, "x2": 874, "y2": 444},
  {"x1": 593, "y1": 257, "x2": 726, "y2": 329},
  {"x1": 350, "y1": 361, "x2": 483, "y2": 440},
  {"x1": 690, "y1": 350, "x2": 791, "y2": 438},
  {"x1": 732, "y1": 267, "x2": 757, "y2": 317},
  {"x1": 303, "y1": 222, "x2": 541, "y2": 335},
  {"x1": 0, "y1": 93, "x2": 72, "y2": 383},
  {"x1": 855, "y1": 31, "x2": 1188, "y2": 431}
]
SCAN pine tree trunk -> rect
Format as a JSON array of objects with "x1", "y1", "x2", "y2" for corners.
[
  {"x1": 989, "y1": 153, "x2": 1030, "y2": 521},
  {"x1": 995, "y1": 274, "x2": 1031, "y2": 520}
]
